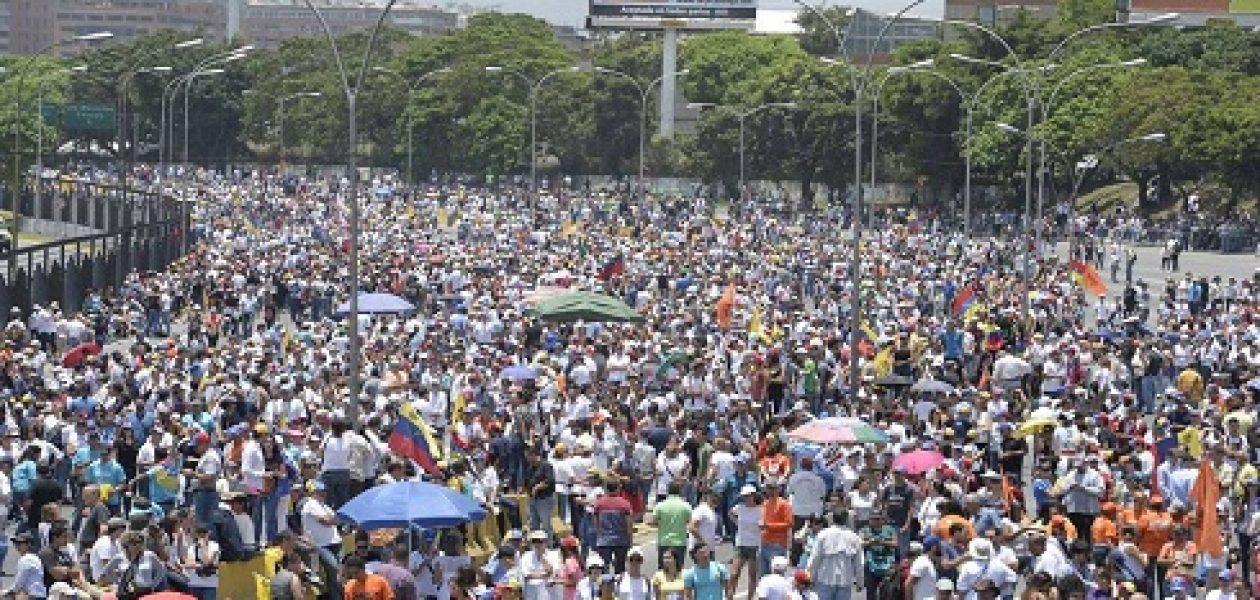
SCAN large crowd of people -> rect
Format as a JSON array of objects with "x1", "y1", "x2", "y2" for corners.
[{"x1": 0, "y1": 173, "x2": 1257, "y2": 600}]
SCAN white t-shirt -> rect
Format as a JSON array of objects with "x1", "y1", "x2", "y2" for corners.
[
  {"x1": 909, "y1": 554, "x2": 938, "y2": 600},
  {"x1": 732, "y1": 503, "x2": 762, "y2": 548},
  {"x1": 617, "y1": 575, "x2": 653, "y2": 600},
  {"x1": 756, "y1": 573, "x2": 792, "y2": 600},
  {"x1": 690, "y1": 503, "x2": 718, "y2": 549},
  {"x1": 321, "y1": 436, "x2": 353, "y2": 471},
  {"x1": 89, "y1": 535, "x2": 123, "y2": 583},
  {"x1": 301, "y1": 499, "x2": 341, "y2": 547},
  {"x1": 184, "y1": 539, "x2": 221, "y2": 589}
]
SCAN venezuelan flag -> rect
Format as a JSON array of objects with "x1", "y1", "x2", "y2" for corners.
[
  {"x1": 389, "y1": 403, "x2": 444, "y2": 477},
  {"x1": 596, "y1": 256, "x2": 625, "y2": 280},
  {"x1": 951, "y1": 283, "x2": 977, "y2": 316}
]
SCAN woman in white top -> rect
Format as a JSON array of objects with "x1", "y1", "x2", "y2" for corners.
[
  {"x1": 319, "y1": 418, "x2": 354, "y2": 509},
  {"x1": 847, "y1": 477, "x2": 876, "y2": 530},
  {"x1": 183, "y1": 525, "x2": 220, "y2": 600}
]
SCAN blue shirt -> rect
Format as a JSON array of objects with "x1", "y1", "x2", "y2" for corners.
[
  {"x1": 684, "y1": 562, "x2": 728, "y2": 600},
  {"x1": 85, "y1": 460, "x2": 127, "y2": 503},
  {"x1": 11, "y1": 460, "x2": 36, "y2": 493}
]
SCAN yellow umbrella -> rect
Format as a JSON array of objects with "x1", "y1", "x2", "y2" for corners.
[{"x1": 1012, "y1": 418, "x2": 1056, "y2": 438}]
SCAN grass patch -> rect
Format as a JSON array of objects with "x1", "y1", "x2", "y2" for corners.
[{"x1": 1076, "y1": 182, "x2": 1138, "y2": 213}]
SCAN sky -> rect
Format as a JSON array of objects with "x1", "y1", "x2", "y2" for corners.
[{"x1": 451, "y1": 0, "x2": 946, "y2": 27}]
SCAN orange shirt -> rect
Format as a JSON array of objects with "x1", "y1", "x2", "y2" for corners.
[
  {"x1": 1136, "y1": 511, "x2": 1174, "y2": 557},
  {"x1": 1118, "y1": 507, "x2": 1147, "y2": 530},
  {"x1": 1158, "y1": 541, "x2": 1199, "y2": 580},
  {"x1": 1091, "y1": 516, "x2": 1119, "y2": 547},
  {"x1": 1046, "y1": 515, "x2": 1079, "y2": 541},
  {"x1": 345, "y1": 574, "x2": 394, "y2": 600},
  {"x1": 761, "y1": 497, "x2": 793, "y2": 546}
]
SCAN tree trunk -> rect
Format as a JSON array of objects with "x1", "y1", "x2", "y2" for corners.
[{"x1": 1157, "y1": 161, "x2": 1173, "y2": 207}]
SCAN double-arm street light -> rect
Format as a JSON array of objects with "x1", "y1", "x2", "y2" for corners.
[
  {"x1": 688, "y1": 101, "x2": 799, "y2": 199},
  {"x1": 868, "y1": 59, "x2": 937, "y2": 226},
  {"x1": 484, "y1": 65, "x2": 583, "y2": 207},
  {"x1": 796, "y1": 0, "x2": 926, "y2": 392},
  {"x1": 276, "y1": 91, "x2": 323, "y2": 167},
  {"x1": 117, "y1": 36, "x2": 203, "y2": 171},
  {"x1": 159, "y1": 46, "x2": 252, "y2": 172},
  {"x1": 590, "y1": 67, "x2": 690, "y2": 194},
  {"x1": 303, "y1": 0, "x2": 400, "y2": 423},
  {"x1": 7, "y1": 31, "x2": 113, "y2": 282},
  {"x1": 1063, "y1": 133, "x2": 1167, "y2": 258},
  {"x1": 371, "y1": 65, "x2": 451, "y2": 186}
]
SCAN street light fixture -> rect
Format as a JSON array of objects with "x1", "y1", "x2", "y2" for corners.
[
  {"x1": 277, "y1": 91, "x2": 324, "y2": 168},
  {"x1": 372, "y1": 66, "x2": 451, "y2": 186},
  {"x1": 592, "y1": 66, "x2": 690, "y2": 194},
  {"x1": 173, "y1": 38, "x2": 205, "y2": 49},
  {"x1": 483, "y1": 65, "x2": 582, "y2": 207}
]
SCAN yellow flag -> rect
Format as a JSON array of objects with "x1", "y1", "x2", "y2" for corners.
[
  {"x1": 872, "y1": 346, "x2": 894, "y2": 377},
  {"x1": 749, "y1": 307, "x2": 765, "y2": 341},
  {"x1": 618, "y1": 226, "x2": 635, "y2": 238},
  {"x1": 560, "y1": 222, "x2": 579, "y2": 238},
  {"x1": 436, "y1": 208, "x2": 449, "y2": 227},
  {"x1": 964, "y1": 302, "x2": 986, "y2": 321},
  {"x1": 1179, "y1": 426, "x2": 1203, "y2": 459}
]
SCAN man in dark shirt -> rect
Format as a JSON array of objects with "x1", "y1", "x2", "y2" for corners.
[
  {"x1": 524, "y1": 452, "x2": 555, "y2": 541},
  {"x1": 27, "y1": 464, "x2": 63, "y2": 533},
  {"x1": 592, "y1": 479, "x2": 634, "y2": 573},
  {"x1": 999, "y1": 434, "x2": 1027, "y2": 482},
  {"x1": 37, "y1": 524, "x2": 78, "y2": 589},
  {"x1": 880, "y1": 466, "x2": 916, "y2": 553}
]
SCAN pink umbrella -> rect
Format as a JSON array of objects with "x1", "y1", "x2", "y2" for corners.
[{"x1": 891, "y1": 449, "x2": 946, "y2": 475}]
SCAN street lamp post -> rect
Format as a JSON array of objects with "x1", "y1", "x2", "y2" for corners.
[
  {"x1": 591, "y1": 67, "x2": 690, "y2": 195},
  {"x1": 277, "y1": 91, "x2": 323, "y2": 168},
  {"x1": 1064, "y1": 133, "x2": 1167, "y2": 258},
  {"x1": 690, "y1": 102, "x2": 799, "y2": 200},
  {"x1": 808, "y1": 0, "x2": 926, "y2": 392},
  {"x1": 869, "y1": 59, "x2": 935, "y2": 225},
  {"x1": 116, "y1": 36, "x2": 203, "y2": 173},
  {"x1": 34, "y1": 66, "x2": 88, "y2": 225},
  {"x1": 159, "y1": 46, "x2": 252, "y2": 175},
  {"x1": 303, "y1": 0, "x2": 400, "y2": 423},
  {"x1": 485, "y1": 65, "x2": 581, "y2": 208},
  {"x1": 371, "y1": 66, "x2": 450, "y2": 186},
  {"x1": 7, "y1": 31, "x2": 113, "y2": 284}
]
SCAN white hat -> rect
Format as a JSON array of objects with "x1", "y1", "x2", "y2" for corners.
[
  {"x1": 740, "y1": 485, "x2": 758, "y2": 496},
  {"x1": 968, "y1": 538, "x2": 993, "y2": 560},
  {"x1": 771, "y1": 556, "x2": 791, "y2": 571},
  {"x1": 586, "y1": 555, "x2": 606, "y2": 569}
]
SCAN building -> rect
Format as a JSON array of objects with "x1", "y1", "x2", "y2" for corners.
[
  {"x1": 1122, "y1": 0, "x2": 1260, "y2": 26},
  {"x1": 843, "y1": 9, "x2": 941, "y2": 64},
  {"x1": 3, "y1": 0, "x2": 461, "y2": 55},
  {"x1": 943, "y1": 0, "x2": 1060, "y2": 27},
  {"x1": 0, "y1": 1, "x2": 10, "y2": 53},
  {"x1": 237, "y1": 1, "x2": 459, "y2": 48},
  {"x1": 7, "y1": 0, "x2": 229, "y2": 55}
]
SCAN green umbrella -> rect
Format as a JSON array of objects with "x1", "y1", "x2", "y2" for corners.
[{"x1": 528, "y1": 291, "x2": 644, "y2": 323}]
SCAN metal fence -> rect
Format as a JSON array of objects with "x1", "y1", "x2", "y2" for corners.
[{"x1": 0, "y1": 180, "x2": 188, "y2": 317}]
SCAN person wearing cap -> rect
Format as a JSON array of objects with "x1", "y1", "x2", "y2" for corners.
[
  {"x1": 575, "y1": 554, "x2": 606, "y2": 600},
  {"x1": 906, "y1": 536, "x2": 940, "y2": 600},
  {"x1": 5, "y1": 532, "x2": 42, "y2": 598},
  {"x1": 520, "y1": 530, "x2": 556, "y2": 600},
  {"x1": 87, "y1": 516, "x2": 127, "y2": 584},
  {"x1": 84, "y1": 445, "x2": 127, "y2": 516},
  {"x1": 184, "y1": 523, "x2": 222, "y2": 600},
  {"x1": 956, "y1": 539, "x2": 1016, "y2": 600},
  {"x1": 186, "y1": 431, "x2": 222, "y2": 527},
  {"x1": 1204, "y1": 568, "x2": 1241, "y2": 600},
  {"x1": 755, "y1": 554, "x2": 793, "y2": 600},
  {"x1": 616, "y1": 547, "x2": 651, "y2": 600},
  {"x1": 791, "y1": 568, "x2": 818, "y2": 600}
]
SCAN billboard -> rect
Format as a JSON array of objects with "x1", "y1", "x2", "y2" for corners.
[
  {"x1": 39, "y1": 103, "x2": 116, "y2": 132},
  {"x1": 1128, "y1": 0, "x2": 1259, "y2": 11},
  {"x1": 589, "y1": 0, "x2": 757, "y2": 21}
]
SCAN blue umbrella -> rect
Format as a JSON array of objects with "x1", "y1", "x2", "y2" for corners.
[
  {"x1": 334, "y1": 292, "x2": 416, "y2": 317},
  {"x1": 499, "y1": 365, "x2": 539, "y2": 381},
  {"x1": 336, "y1": 481, "x2": 486, "y2": 530}
]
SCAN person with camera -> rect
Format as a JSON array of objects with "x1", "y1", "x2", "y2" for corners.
[
  {"x1": 116, "y1": 530, "x2": 167, "y2": 600},
  {"x1": 183, "y1": 524, "x2": 219, "y2": 600}
]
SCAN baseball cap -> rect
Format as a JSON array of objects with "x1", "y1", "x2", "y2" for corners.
[
  {"x1": 936, "y1": 580, "x2": 955, "y2": 592},
  {"x1": 794, "y1": 570, "x2": 812, "y2": 585},
  {"x1": 771, "y1": 556, "x2": 790, "y2": 571}
]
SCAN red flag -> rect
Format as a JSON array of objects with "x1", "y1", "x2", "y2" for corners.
[
  {"x1": 1190, "y1": 459, "x2": 1224, "y2": 559},
  {"x1": 715, "y1": 284, "x2": 735, "y2": 330},
  {"x1": 1068, "y1": 260, "x2": 1108, "y2": 296}
]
